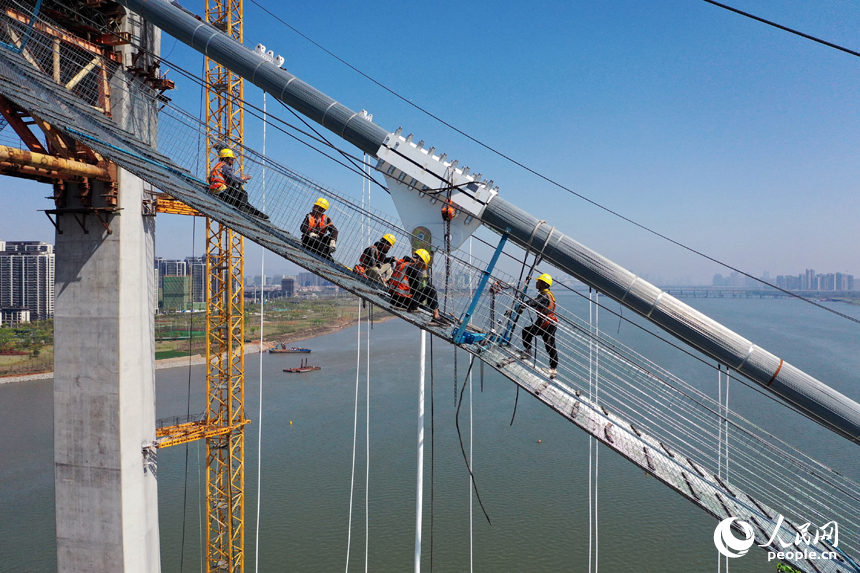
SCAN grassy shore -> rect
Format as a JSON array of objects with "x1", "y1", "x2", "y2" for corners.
[{"x1": 1, "y1": 294, "x2": 390, "y2": 378}]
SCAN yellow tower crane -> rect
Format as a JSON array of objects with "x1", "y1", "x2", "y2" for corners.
[
  {"x1": 202, "y1": 0, "x2": 248, "y2": 566},
  {"x1": 155, "y1": 0, "x2": 249, "y2": 569}
]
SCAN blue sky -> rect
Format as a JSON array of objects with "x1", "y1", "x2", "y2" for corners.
[{"x1": 3, "y1": 0, "x2": 859, "y2": 284}]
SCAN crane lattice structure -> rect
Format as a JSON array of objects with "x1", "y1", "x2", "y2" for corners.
[
  {"x1": 153, "y1": 0, "x2": 248, "y2": 570},
  {"x1": 203, "y1": 0, "x2": 247, "y2": 569}
]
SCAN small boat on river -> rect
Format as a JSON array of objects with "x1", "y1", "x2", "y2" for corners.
[
  {"x1": 269, "y1": 343, "x2": 312, "y2": 354},
  {"x1": 284, "y1": 358, "x2": 321, "y2": 373}
]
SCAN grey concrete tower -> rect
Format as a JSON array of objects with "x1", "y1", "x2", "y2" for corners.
[{"x1": 52, "y1": 12, "x2": 161, "y2": 572}]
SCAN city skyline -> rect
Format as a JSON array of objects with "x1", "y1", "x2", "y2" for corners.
[{"x1": 714, "y1": 268, "x2": 856, "y2": 291}]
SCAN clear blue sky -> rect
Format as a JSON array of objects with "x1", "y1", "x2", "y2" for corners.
[{"x1": 2, "y1": 0, "x2": 858, "y2": 284}]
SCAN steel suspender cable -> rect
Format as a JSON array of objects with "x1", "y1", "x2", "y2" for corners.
[
  {"x1": 365, "y1": 305, "x2": 371, "y2": 573},
  {"x1": 455, "y1": 357, "x2": 492, "y2": 525},
  {"x1": 429, "y1": 336, "x2": 435, "y2": 573},
  {"x1": 254, "y1": 90, "x2": 267, "y2": 573},
  {"x1": 594, "y1": 292, "x2": 600, "y2": 573},
  {"x1": 346, "y1": 302, "x2": 362, "y2": 572},
  {"x1": 415, "y1": 330, "x2": 427, "y2": 573},
  {"x1": 588, "y1": 289, "x2": 593, "y2": 573},
  {"x1": 469, "y1": 236, "x2": 474, "y2": 573},
  {"x1": 717, "y1": 365, "x2": 722, "y2": 573},
  {"x1": 364, "y1": 154, "x2": 371, "y2": 573},
  {"x1": 725, "y1": 371, "x2": 730, "y2": 573}
]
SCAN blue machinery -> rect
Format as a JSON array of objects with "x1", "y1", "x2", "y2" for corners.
[{"x1": 451, "y1": 233, "x2": 508, "y2": 345}]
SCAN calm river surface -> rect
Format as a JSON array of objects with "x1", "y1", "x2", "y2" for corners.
[{"x1": 2, "y1": 295, "x2": 860, "y2": 572}]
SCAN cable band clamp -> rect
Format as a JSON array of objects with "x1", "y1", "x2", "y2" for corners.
[
  {"x1": 646, "y1": 291, "x2": 664, "y2": 318},
  {"x1": 766, "y1": 359, "x2": 784, "y2": 387},
  {"x1": 737, "y1": 344, "x2": 755, "y2": 371},
  {"x1": 620, "y1": 276, "x2": 639, "y2": 303}
]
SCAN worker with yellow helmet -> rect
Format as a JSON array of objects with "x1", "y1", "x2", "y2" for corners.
[
  {"x1": 207, "y1": 147, "x2": 268, "y2": 220},
  {"x1": 354, "y1": 233, "x2": 397, "y2": 285},
  {"x1": 300, "y1": 197, "x2": 339, "y2": 260},
  {"x1": 389, "y1": 248, "x2": 441, "y2": 322},
  {"x1": 518, "y1": 273, "x2": 559, "y2": 378}
]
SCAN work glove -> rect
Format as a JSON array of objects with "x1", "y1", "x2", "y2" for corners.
[
  {"x1": 308, "y1": 232, "x2": 320, "y2": 240},
  {"x1": 329, "y1": 239, "x2": 337, "y2": 253}
]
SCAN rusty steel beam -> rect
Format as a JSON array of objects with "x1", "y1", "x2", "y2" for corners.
[{"x1": 0, "y1": 145, "x2": 110, "y2": 179}]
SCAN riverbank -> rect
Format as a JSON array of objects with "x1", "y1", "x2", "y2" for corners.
[{"x1": 0, "y1": 313, "x2": 396, "y2": 383}]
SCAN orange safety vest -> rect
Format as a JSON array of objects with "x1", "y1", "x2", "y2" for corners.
[
  {"x1": 306, "y1": 213, "x2": 330, "y2": 232},
  {"x1": 208, "y1": 161, "x2": 227, "y2": 192},
  {"x1": 388, "y1": 258, "x2": 412, "y2": 298},
  {"x1": 353, "y1": 245, "x2": 378, "y2": 277},
  {"x1": 441, "y1": 198, "x2": 456, "y2": 222},
  {"x1": 539, "y1": 289, "x2": 558, "y2": 328}
]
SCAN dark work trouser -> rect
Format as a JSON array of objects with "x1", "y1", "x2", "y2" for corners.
[
  {"x1": 302, "y1": 234, "x2": 334, "y2": 260},
  {"x1": 220, "y1": 182, "x2": 250, "y2": 208},
  {"x1": 390, "y1": 284, "x2": 439, "y2": 313},
  {"x1": 522, "y1": 322, "x2": 559, "y2": 369}
]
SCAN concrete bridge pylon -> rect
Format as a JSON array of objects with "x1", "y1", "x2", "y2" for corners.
[{"x1": 52, "y1": 13, "x2": 161, "y2": 573}]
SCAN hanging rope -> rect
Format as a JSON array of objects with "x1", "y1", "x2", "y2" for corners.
[
  {"x1": 509, "y1": 386, "x2": 520, "y2": 426},
  {"x1": 345, "y1": 302, "x2": 362, "y2": 572},
  {"x1": 455, "y1": 356, "x2": 492, "y2": 525}
]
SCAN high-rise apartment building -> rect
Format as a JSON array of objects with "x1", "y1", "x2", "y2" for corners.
[
  {"x1": 158, "y1": 259, "x2": 187, "y2": 280},
  {"x1": 161, "y1": 276, "x2": 191, "y2": 311},
  {"x1": 0, "y1": 241, "x2": 55, "y2": 320},
  {"x1": 281, "y1": 277, "x2": 295, "y2": 297},
  {"x1": 185, "y1": 256, "x2": 205, "y2": 303}
]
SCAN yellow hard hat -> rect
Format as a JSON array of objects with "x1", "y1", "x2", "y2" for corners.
[
  {"x1": 218, "y1": 148, "x2": 235, "y2": 159},
  {"x1": 537, "y1": 273, "x2": 553, "y2": 288},
  {"x1": 314, "y1": 197, "x2": 330, "y2": 210},
  {"x1": 382, "y1": 233, "x2": 396, "y2": 246},
  {"x1": 414, "y1": 248, "x2": 431, "y2": 266}
]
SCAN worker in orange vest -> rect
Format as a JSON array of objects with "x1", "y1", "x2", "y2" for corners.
[
  {"x1": 388, "y1": 248, "x2": 441, "y2": 321},
  {"x1": 300, "y1": 198, "x2": 338, "y2": 260},
  {"x1": 208, "y1": 148, "x2": 268, "y2": 220},
  {"x1": 354, "y1": 233, "x2": 397, "y2": 285},
  {"x1": 518, "y1": 273, "x2": 559, "y2": 379}
]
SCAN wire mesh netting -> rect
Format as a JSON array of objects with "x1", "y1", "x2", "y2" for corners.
[{"x1": 0, "y1": 3, "x2": 859, "y2": 571}]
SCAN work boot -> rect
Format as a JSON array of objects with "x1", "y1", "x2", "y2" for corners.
[
  {"x1": 518, "y1": 350, "x2": 531, "y2": 360},
  {"x1": 543, "y1": 368, "x2": 557, "y2": 379}
]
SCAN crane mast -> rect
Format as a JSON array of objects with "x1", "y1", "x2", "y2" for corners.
[{"x1": 204, "y1": 0, "x2": 246, "y2": 568}]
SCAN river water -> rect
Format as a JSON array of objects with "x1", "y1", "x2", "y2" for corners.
[{"x1": 2, "y1": 295, "x2": 860, "y2": 572}]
